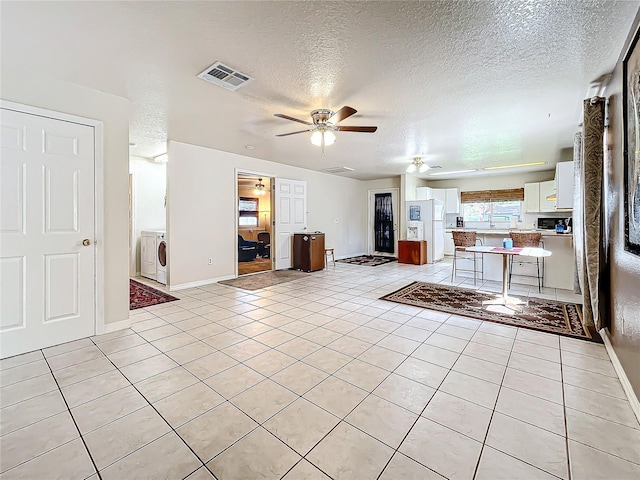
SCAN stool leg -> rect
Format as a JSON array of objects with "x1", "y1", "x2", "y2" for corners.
[
  {"x1": 473, "y1": 253, "x2": 477, "y2": 286},
  {"x1": 331, "y1": 251, "x2": 335, "y2": 266},
  {"x1": 537, "y1": 258, "x2": 541, "y2": 292},
  {"x1": 451, "y1": 249, "x2": 456, "y2": 282}
]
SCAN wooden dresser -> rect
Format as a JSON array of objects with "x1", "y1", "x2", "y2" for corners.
[{"x1": 398, "y1": 240, "x2": 427, "y2": 265}]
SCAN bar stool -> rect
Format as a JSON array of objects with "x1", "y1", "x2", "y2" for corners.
[
  {"x1": 325, "y1": 247, "x2": 335, "y2": 267},
  {"x1": 508, "y1": 232, "x2": 544, "y2": 292},
  {"x1": 451, "y1": 231, "x2": 484, "y2": 285}
]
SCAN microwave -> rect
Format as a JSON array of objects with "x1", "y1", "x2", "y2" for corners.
[{"x1": 537, "y1": 217, "x2": 572, "y2": 230}]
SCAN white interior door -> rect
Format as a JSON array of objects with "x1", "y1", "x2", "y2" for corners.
[
  {"x1": 274, "y1": 178, "x2": 307, "y2": 270},
  {"x1": 1, "y1": 108, "x2": 96, "y2": 358},
  {"x1": 368, "y1": 188, "x2": 399, "y2": 256}
]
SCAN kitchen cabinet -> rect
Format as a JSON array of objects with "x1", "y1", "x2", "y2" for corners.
[
  {"x1": 398, "y1": 240, "x2": 427, "y2": 265},
  {"x1": 539, "y1": 180, "x2": 556, "y2": 212},
  {"x1": 555, "y1": 161, "x2": 574, "y2": 210},
  {"x1": 416, "y1": 187, "x2": 433, "y2": 200},
  {"x1": 445, "y1": 188, "x2": 460, "y2": 214},
  {"x1": 524, "y1": 181, "x2": 555, "y2": 212}
]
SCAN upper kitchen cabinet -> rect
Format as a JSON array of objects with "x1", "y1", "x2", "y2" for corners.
[
  {"x1": 416, "y1": 187, "x2": 460, "y2": 213},
  {"x1": 524, "y1": 180, "x2": 556, "y2": 212},
  {"x1": 555, "y1": 161, "x2": 574, "y2": 210}
]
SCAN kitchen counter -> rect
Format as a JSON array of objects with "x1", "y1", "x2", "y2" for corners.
[{"x1": 445, "y1": 228, "x2": 572, "y2": 237}]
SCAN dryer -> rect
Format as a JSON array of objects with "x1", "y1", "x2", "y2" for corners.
[
  {"x1": 140, "y1": 230, "x2": 167, "y2": 284},
  {"x1": 156, "y1": 231, "x2": 167, "y2": 285}
]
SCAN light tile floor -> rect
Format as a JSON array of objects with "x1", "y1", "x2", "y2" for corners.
[{"x1": 1, "y1": 260, "x2": 639, "y2": 479}]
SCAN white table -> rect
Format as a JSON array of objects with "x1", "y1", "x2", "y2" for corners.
[{"x1": 465, "y1": 246, "x2": 552, "y2": 309}]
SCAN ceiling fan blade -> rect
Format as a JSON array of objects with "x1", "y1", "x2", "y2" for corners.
[
  {"x1": 273, "y1": 113, "x2": 312, "y2": 125},
  {"x1": 276, "y1": 129, "x2": 312, "y2": 137},
  {"x1": 336, "y1": 126, "x2": 378, "y2": 133},
  {"x1": 329, "y1": 106, "x2": 357, "y2": 124}
]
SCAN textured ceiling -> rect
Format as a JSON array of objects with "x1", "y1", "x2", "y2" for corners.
[{"x1": 1, "y1": 1, "x2": 638, "y2": 180}]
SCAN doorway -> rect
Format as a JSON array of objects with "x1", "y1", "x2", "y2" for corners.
[
  {"x1": 237, "y1": 173, "x2": 273, "y2": 276},
  {"x1": 368, "y1": 188, "x2": 399, "y2": 257}
]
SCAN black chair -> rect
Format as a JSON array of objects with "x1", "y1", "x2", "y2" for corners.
[
  {"x1": 257, "y1": 232, "x2": 270, "y2": 258},
  {"x1": 238, "y1": 235, "x2": 261, "y2": 262}
]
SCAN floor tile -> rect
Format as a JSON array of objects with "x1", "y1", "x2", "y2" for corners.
[
  {"x1": 204, "y1": 363, "x2": 265, "y2": 398},
  {"x1": 564, "y1": 383, "x2": 639, "y2": 428},
  {"x1": 185, "y1": 466, "x2": 217, "y2": 480},
  {"x1": 134, "y1": 366, "x2": 199, "y2": 403},
  {"x1": 560, "y1": 336, "x2": 609, "y2": 360},
  {"x1": 83, "y1": 405, "x2": 171, "y2": 470},
  {"x1": 502, "y1": 368, "x2": 564, "y2": 404},
  {"x1": 569, "y1": 439, "x2": 640, "y2": 480},
  {"x1": 276, "y1": 337, "x2": 322, "y2": 359},
  {"x1": 183, "y1": 352, "x2": 237, "y2": 380},
  {"x1": 475, "y1": 445, "x2": 558, "y2": 480},
  {"x1": 496, "y1": 386, "x2": 565, "y2": 435},
  {"x1": 100, "y1": 432, "x2": 201, "y2": 480},
  {"x1": 424, "y1": 332, "x2": 469, "y2": 353},
  {"x1": 0, "y1": 360, "x2": 50, "y2": 386},
  {"x1": 264, "y1": 398, "x2": 339, "y2": 455},
  {"x1": 244, "y1": 349, "x2": 296, "y2": 377},
  {"x1": 462, "y1": 342, "x2": 511, "y2": 365},
  {"x1": 422, "y1": 391, "x2": 492, "y2": 441},
  {"x1": 96, "y1": 333, "x2": 147, "y2": 355},
  {"x1": 137, "y1": 324, "x2": 182, "y2": 342},
  {"x1": 507, "y1": 352, "x2": 562, "y2": 381},
  {"x1": 304, "y1": 376, "x2": 367, "y2": 418},
  {"x1": 207, "y1": 427, "x2": 301, "y2": 480},
  {"x1": 512, "y1": 340, "x2": 560, "y2": 363},
  {"x1": 486, "y1": 412, "x2": 568, "y2": 479},
  {"x1": 326, "y1": 336, "x2": 372, "y2": 357},
  {"x1": 565, "y1": 408, "x2": 640, "y2": 464},
  {"x1": 42, "y1": 338, "x2": 94, "y2": 358},
  {"x1": 394, "y1": 357, "x2": 449, "y2": 388},
  {"x1": 154, "y1": 383, "x2": 224, "y2": 428},
  {"x1": 452, "y1": 354, "x2": 506, "y2": 384},
  {"x1": 334, "y1": 359, "x2": 390, "y2": 391},
  {"x1": 0, "y1": 389, "x2": 67, "y2": 436},
  {"x1": 0, "y1": 411, "x2": 78, "y2": 473},
  {"x1": 373, "y1": 373, "x2": 436, "y2": 414},
  {"x1": 358, "y1": 345, "x2": 407, "y2": 371},
  {"x1": 281, "y1": 459, "x2": 331, "y2": 479},
  {"x1": 379, "y1": 452, "x2": 445, "y2": 479},
  {"x1": 307, "y1": 422, "x2": 393, "y2": 480},
  {"x1": 46, "y1": 346, "x2": 105, "y2": 371},
  {"x1": 222, "y1": 338, "x2": 271, "y2": 362},
  {"x1": 411, "y1": 344, "x2": 460, "y2": 369},
  {"x1": 0, "y1": 437, "x2": 95, "y2": 480},
  {"x1": 470, "y1": 330, "x2": 514, "y2": 350},
  {"x1": 0, "y1": 351, "x2": 44, "y2": 371},
  {"x1": 231, "y1": 379, "x2": 297, "y2": 423},
  {"x1": 561, "y1": 351, "x2": 616, "y2": 377},
  {"x1": 346, "y1": 394, "x2": 418, "y2": 448},
  {"x1": 562, "y1": 365, "x2": 626, "y2": 399},
  {"x1": 0, "y1": 373, "x2": 58, "y2": 407},
  {"x1": 59, "y1": 370, "x2": 130, "y2": 408},
  {"x1": 119, "y1": 354, "x2": 179, "y2": 383},
  {"x1": 271, "y1": 362, "x2": 328, "y2": 395},
  {"x1": 303, "y1": 348, "x2": 352, "y2": 374},
  {"x1": 439, "y1": 370, "x2": 500, "y2": 409},
  {"x1": 164, "y1": 341, "x2": 217, "y2": 365},
  {"x1": 71, "y1": 385, "x2": 147, "y2": 434},
  {"x1": 399, "y1": 417, "x2": 482, "y2": 480},
  {"x1": 107, "y1": 343, "x2": 161, "y2": 368}
]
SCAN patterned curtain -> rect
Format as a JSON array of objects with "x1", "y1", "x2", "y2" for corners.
[
  {"x1": 579, "y1": 97, "x2": 606, "y2": 330},
  {"x1": 374, "y1": 193, "x2": 395, "y2": 253},
  {"x1": 573, "y1": 132, "x2": 583, "y2": 294}
]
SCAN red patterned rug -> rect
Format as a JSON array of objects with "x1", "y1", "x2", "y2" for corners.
[
  {"x1": 381, "y1": 282, "x2": 598, "y2": 341},
  {"x1": 130, "y1": 279, "x2": 179, "y2": 310}
]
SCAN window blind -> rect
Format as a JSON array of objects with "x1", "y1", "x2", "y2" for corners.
[{"x1": 460, "y1": 188, "x2": 524, "y2": 204}]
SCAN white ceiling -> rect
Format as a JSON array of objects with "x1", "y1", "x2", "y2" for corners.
[{"x1": 2, "y1": 1, "x2": 638, "y2": 180}]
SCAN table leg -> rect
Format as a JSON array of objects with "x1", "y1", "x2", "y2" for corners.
[
  {"x1": 502, "y1": 253, "x2": 508, "y2": 299},
  {"x1": 482, "y1": 253, "x2": 525, "y2": 310}
]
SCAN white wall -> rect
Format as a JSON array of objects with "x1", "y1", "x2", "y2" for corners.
[
  {"x1": 1, "y1": 66, "x2": 130, "y2": 326},
  {"x1": 167, "y1": 141, "x2": 369, "y2": 288},
  {"x1": 130, "y1": 156, "x2": 167, "y2": 274}
]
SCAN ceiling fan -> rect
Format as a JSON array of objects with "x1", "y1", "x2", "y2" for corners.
[{"x1": 273, "y1": 106, "x2": 377, "y2": 147}]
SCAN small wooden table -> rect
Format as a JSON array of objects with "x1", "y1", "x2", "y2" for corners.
[{"x1": 465, "y1": 246, "x2": 551, "y2": 309}]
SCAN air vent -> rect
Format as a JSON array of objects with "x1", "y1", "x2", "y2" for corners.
[
  {"x1": 320, "y1": 166, "x2": 355, "y2": 174},
  {"x1": 429, "y1": 165, "x2": 442, "y2": 169},
  {"x1": 197, "y1": 62, "x2": 253, "y2": 91}
]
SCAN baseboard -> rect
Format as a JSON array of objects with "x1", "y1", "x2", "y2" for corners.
[
  {"x1": 600, "y1": 327, "x2": 640, "y2": 424},
  {"x1": 170, "y1": 276, "x2": 234, "y2": 291},
  {"x1": 100, "y1": 318, "x2": 132, "y2": 335}
]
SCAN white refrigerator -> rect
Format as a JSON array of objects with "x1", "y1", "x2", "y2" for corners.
[{"x1": 406, "y1": 199, "x2": 445, "y2": 263}]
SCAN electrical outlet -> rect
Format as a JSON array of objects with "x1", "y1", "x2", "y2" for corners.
[
  {"x1": 208, "y1": 258, "x2": 212, "y2": 265},
  {"x1": 334, "y1": 218, "x2": 339, "y2": 224}
]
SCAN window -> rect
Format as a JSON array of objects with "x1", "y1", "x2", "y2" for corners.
[
  {"x1": 460, "y1": 188, "x2": 524, "y2": 225},
  {"x1": 239, "y1": 197, "x2": 258, "y2": 227}
]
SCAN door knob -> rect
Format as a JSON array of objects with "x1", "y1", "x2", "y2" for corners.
[{"x1": 82, "y1": 239, "x2": 91, "y2": 246}]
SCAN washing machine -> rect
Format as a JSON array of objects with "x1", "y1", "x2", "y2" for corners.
[
  {"x1": 156, "y1": 231, "x2": 168, "y2": 285},
  {"x1": 141, "y1": 230, "x2": 167, "y2": 284}
]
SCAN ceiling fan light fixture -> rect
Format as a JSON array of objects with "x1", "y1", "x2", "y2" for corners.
[
  {"x1": 407, "y1": 157, "x2": 429, "y2": 174},
  {"x1": 310, "y1": 130, "x2": 336, "y2": 146},
  {"x1": 406, "y1": 163, "x2": 417, "y2": 173}
]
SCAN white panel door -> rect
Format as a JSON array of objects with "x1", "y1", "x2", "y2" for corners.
[
  {"x1": 1, "y1": 108, "x2": 95, "y2": 358},
  {"x1": 274, "y1": 178, "x2": 307, "y2": 270}
]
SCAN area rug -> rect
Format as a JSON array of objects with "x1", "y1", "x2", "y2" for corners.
[
  {"x1": 130, "y1": 279, "x2": 179, "y2": 310},
  {"x1": 219, "y1": 270, "x2": 309, "y2": 290},
  {"x1": 337, "y1": 255, "x2": 398, "y2": 266},
  {"x1": 381, "y1": 281, "x2": 598, "y2": 341}
]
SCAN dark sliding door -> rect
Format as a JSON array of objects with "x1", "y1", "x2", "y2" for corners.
[{"x1": 374, "y1": 193, "x2": 395, "y2": 253}]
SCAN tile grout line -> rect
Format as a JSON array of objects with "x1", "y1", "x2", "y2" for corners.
[
  {"x1": 559, "y1": 342, "x2": 573, "y2": 480},
  {"x1": 41, "y1": 351, "x2": 104, "y2": 480}
]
